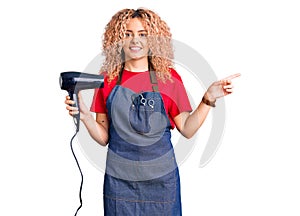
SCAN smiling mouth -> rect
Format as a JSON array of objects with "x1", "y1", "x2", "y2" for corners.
[{"x1": 129, "y1": 46, "x2": 142, "y2": 51}]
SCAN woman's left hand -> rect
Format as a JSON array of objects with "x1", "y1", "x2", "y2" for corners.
[{"x1": 205, "y1": 73, "x2": 241, "y2": 101}]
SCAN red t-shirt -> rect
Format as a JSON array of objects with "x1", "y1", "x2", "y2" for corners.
[{"x1": 90, "y1": 68, "x2": 192, "y2": 129}]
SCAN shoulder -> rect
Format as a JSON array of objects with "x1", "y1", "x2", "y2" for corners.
[
  {"x1": 169, "y1": 68, "x2": 183, "y2": 82},
  {"x1": 100, "y1": 71, "x2": 117, "y2": 88},
  {"x1": 100, "y1": 71, "x2": 109, "y2": 82}
]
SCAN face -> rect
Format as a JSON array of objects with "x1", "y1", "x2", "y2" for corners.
[{"x1": 122, "y1": 18, "x2": 149, "y2": 61}]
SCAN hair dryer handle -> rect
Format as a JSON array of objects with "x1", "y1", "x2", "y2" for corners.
[{"x1": 69, "y1": 91, "x2": 80, "y2": 132}]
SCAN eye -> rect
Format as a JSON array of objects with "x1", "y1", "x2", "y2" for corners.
[
  {"x1": 139, "y1": 33, "x2": 147, "y2": 38},
  {"x1": 125, "y1": 32, "x2": 132, "y2": 38}
]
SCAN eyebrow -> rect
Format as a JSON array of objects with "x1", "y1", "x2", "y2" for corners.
[{"x1": 126, "y1": 30, "x2": 147, "y2": 32}]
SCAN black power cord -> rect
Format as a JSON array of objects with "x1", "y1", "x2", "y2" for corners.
[{"x1": 70, "y1": 126, "x2": 83, "y2": 216}]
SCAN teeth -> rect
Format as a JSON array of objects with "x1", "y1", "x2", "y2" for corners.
[{"x1": 130, "y1": 47, "x2": 141, "y2": 51}]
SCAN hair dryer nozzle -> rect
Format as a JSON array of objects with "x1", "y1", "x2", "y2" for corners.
[{"x1": 60, "y1": 71, "x2": 104, "y2": 93}]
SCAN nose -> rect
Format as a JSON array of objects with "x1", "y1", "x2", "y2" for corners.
[{"x1": 130, "y1": 35, "x2": 140, "y2": 44}]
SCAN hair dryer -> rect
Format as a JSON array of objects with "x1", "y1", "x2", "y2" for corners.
[{"x1": 59, "y1": 71, "x2": 104, "y2": 131}]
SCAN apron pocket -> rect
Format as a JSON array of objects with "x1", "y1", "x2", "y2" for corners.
[
  {"x1": 104, "y1": 169, "x2": 177, "y2": 203},
  {"x1": 129, "y1": 95, "x2": 154, "y2": 134}
]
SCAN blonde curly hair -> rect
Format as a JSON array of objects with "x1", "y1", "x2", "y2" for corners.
[{"x1": 100, "y1": 8, "x2": 174, "y2": 83}]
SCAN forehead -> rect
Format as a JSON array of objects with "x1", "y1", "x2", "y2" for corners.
[{"x1": 126, "y1": 18, "x2": 146, "y2": 31}]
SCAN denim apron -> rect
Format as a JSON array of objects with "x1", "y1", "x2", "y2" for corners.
[{"x1": 104, "y1": 70, "x2": 182, "y2": 216}]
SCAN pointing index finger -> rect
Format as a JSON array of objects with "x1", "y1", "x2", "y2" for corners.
[{"x1": 223, "y1": 73, "x2": 241, "y2": 80}]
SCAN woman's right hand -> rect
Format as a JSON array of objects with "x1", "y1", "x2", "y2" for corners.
[
  {"x1": 65, "y1": 95, "x2": 79, "y2": 116},
  {"x1": 64, "y1": 92, "x2": 90, "y2": 120},
  {"x1": 64, "y1": 92, "x2": 109, "y2": 146}
]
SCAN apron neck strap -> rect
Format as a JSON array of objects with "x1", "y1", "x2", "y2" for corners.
[
  {"x1": 116, "y1": 64, "x2": 159, "y2": 92},
  {"x1": 149, "y1": 69, "x2": 159, "y2": 92}
]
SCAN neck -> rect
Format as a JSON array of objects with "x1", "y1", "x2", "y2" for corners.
[{"x1": 124, "y1": 57, "x2": 149, "y2": 72}]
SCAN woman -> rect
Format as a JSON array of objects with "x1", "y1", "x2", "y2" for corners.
[{"x1": 65, "y1": 8, "x2": 240, "y2": 215}]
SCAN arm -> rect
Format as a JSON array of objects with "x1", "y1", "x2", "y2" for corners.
[
  {"x1": 174, "y1": 73, "x2": 241, "y2": 139},
  {"x1": 65, "y1": 92, "x2": 109, "y2": 146},
  {"x1": 174, "y1": 93, "x2": 212, "y2": 139},
  {"x1": 81, "y1": 113, "x2": 109, "y2": 146}
]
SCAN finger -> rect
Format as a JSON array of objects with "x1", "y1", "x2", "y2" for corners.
[
  {"x1": 223, "y1": 84, "x2": 233, "y2": 89},
  {"x1": 69, "y1": 110, "x2": 79, "y2": 116},
  {"x1": 65, "y1": 96, "x2": 73, "y2": 104},
  {"x1": 225, "y1": 88, "x2": 233, "y2": 94},
  {"x1": 66, "y1": 105, "x2": 78, "y2": 111},
  {"x1": 222, "y1": 73, "x2": 241, "y2": 81},
  {"x1": 65, "y1": 98, "x2": 75, "y2": 105},
  {"x1": 215, "y1": 79, "x2": 230, "y2": 85},
  {"x1": 222, "y1": 80, "x2": 231, "y2": 85}
]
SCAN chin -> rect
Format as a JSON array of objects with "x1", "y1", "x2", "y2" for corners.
[{"x1": 127, "y1": 54, "x2": 148, "y2": 61}]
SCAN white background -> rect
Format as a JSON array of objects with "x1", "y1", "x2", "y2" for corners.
[{"x1": 1, "y1": 0, "x2": 300, "y2": 215}]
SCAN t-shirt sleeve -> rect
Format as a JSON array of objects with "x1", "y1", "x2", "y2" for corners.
[
  {"x1": 160, "y1": 69, "x2": 193, "y2": 128},
  {"x1": 90, "y1": 87, "x2": 106, "y2": 113},
  {"x1": 90, "y1": 73, "x2": 111, "y2": 113},
  {"x1": 169, "y1": 69, "x2": 192, "y2": 117}
]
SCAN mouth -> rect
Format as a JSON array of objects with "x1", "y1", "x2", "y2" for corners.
[{"x1": 129, "y1": 46, "x2": 142, "y2": 52}]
